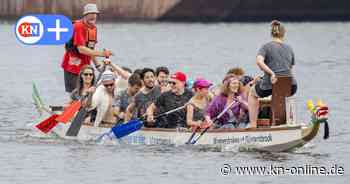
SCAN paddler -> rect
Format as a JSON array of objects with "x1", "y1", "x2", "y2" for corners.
[{"x1": 61, "y1": 3, "x2": 113, "y2": 93}]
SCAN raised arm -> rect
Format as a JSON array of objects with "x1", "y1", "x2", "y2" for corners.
[{"x1": 109, "y1": 62, "x2": 131, "y2": 80}]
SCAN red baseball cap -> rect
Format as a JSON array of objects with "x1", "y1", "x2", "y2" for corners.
[{"x1": 170, "y1": 72, "x2": 187, "y2": 82}]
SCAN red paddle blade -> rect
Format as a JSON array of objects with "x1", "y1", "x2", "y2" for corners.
[
  {"x1": 55, "y1": 101, "x2": 81, "y2": 123},
  {"x1": 35, "y1": 114, "x2": 60, "y2": 134}
]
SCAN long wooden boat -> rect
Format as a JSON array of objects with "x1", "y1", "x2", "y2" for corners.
[
  {"x1": 31, "y1": 84, "x2": 329, "y2": 152},
  {"x1": 41, "y1": 115, "x2": 327, "y2": 152}
]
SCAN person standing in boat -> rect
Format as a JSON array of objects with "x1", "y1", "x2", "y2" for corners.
[
  {"x1": 248, "y1": 20, "x2": 298, "y2": 128},
  {"x1": 125, "y1": 68, "x2": 161, "y2": 123},
  {"x1": 146, "y1": 72, "x2": 194, "y2": 128},
  {"x1": 186, "y1": 78, "x2": 213, "y2": 129},
  {"x1": 205, "y1": 76, "x2": 249, "y2": 128},
  {"x1": 113, "y1": 73, "x2": 143, "y2": 123},
  {"x1": 61, "y1": 3, "x2": 113, "y2": 93}
]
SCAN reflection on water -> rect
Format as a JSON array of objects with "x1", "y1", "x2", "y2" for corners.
[{"x1": 0, "y1": 22, "x2": 349, "y2": 183}]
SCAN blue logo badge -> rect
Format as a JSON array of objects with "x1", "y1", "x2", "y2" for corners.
[{"x1": 15, "y1": 14, "x2": 73, "y2": 45}]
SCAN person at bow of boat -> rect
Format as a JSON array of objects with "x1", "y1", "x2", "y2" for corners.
[
  {"x1": 146, "y1": 72, "x2": 194, "y2": 128},
  {"x1": 186, "y1": 78, "x2": 213, "y2": 130},
  {"x1": 155, "y1": 66, "x2": 170, "y2": 93},
  {"x1": 125, "y1": 68, "x2": 161, "y2": 124},
  {"x1": 205, "y1": 75, "x2": 249, "y2": 129},
  {"x1": 248, "y1": 20, "x2": 298, "y2": 128},
  {"x1": 61, "y1": 3, "x2": 113, "y2": 93},
  {"x1": 113, "y1": 73, "x2": 143, "y2": 123},
  {"x1": 88, "y1": 70, "x2": 117, "y2": 127}
]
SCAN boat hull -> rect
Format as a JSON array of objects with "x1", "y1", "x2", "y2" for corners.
[{"x1": 48, "y1": 122, "x2": 319, "y2": 152}]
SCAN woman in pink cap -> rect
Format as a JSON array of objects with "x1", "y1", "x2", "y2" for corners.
[{"x1": 186, "y1": 78, "x2": 213, "y2": 129}]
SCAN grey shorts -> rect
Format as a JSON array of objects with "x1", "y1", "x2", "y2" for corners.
[{"x1": 64, "y1": 71, "x2": 78, "y2": 93}]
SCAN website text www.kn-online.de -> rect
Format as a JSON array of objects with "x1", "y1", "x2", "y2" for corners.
[{"x1": 220, "y1": 163, "x2": 345, "y2": 176}]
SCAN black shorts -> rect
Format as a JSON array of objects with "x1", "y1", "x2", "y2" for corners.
[
  {"x1": 255, "y1": 82, "x2": 297, "y2": 98},
  {"x1": 64, "y1": 71, "x2": 78, "y2": 93}
]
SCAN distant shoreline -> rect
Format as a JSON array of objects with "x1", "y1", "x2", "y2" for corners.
[{"x1": 1, "y1": 0, "x2": 350, "y2": 22}]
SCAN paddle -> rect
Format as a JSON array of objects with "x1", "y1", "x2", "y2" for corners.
[
  {"x1": 35, "y1": 101, "x2": 83, "y2": 133},
  {"x1": 97, "y1": 105, "x2": 187, "y2": 140},
  {"x1": 185, "y1": 127, "x2": 199, "y2": 144},
  {"x1": 55, "y1": 100, "x2": 82, "y2": 123},
  {"x1": 65, "y1": 63, "x2": 107, "y2": 137},
  {"x1": 65, "y1": 95, "x2": 90, "y2": 136},
  {"x1": 35, "y1": 114, "x2": 59, "y2": 133},
  {"x1": 190, "y1": 98, "x2": 237, "y2": 145},
  {"x1": 32, "y1": 83, "x2": 81, "y2": 133}
]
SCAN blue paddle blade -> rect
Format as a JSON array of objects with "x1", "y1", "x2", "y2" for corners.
[{"x1": 111, "y1": 120, "x2": 143, "y2": 138}]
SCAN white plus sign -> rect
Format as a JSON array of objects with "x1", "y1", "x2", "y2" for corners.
[{"x1": 47, "y1": 19, "x2": 68, "y2": 41}]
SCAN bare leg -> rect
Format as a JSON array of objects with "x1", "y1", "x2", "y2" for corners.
[{"x1": 248, "y1": 87, "x2": 259, "y2": 128}]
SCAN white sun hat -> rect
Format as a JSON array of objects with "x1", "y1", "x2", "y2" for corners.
[{"x1": 83, "y1": 3, "x2": 100, "y2": 16}]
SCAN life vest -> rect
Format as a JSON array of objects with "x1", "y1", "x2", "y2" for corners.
[{"x1": 65, "y1": 21, "x2": 97, "y2": 53}]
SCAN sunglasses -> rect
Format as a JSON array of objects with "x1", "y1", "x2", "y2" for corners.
[
  {"x1": 168, "y1": 81, "x2": 176, "y2": 85},
  {"x1": 83, "y1": 73, "x2": 94, "y2": 77},
  {"x1": 103, "y1": 83, "x2": 114, "y2": 88}
]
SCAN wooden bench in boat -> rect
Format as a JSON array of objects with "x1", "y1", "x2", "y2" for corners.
[{"x1": 258, "y1": 76, "x2": 293, "y2": 126}]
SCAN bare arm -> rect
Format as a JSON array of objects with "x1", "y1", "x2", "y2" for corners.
[
  {"x1": 256, "y1": 55, "x2": 275, "y2": 76},
  {"x1": 257, "y1": 55, "x2": 277, "y2": 84},
  {"x1": 186, "y1": 104, "x2": 200, "y2": 127},
  {"x1": 91, "y1": 57, "x2": 104, "y2": 72},
  {"x1": 113, "y1": 106, "x2": 121, "y2": 118},
  {"x1": 109, "y1": 63, "x2": 131, "y2": 80},
  {"x1": 77, "y1": 46, "x2": 106, "y2": 57},
  {"x1": 124, "y1": 102, "x2": 136, "y2": 121},
  {"x1": 146, "y1": 103, "x2": 157, "y2": 122}
]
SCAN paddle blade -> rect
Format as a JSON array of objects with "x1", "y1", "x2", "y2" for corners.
[
  {"x1": 112, "y1": 120, "x2": 143, "y2": 138},
  {"x1": 65, "y1": 108, "x2": 88, "y2": 136},
  {"x1": 185, "y1": 127, "x2": 199, "y2": 144},
  {"x1": 56, "y1": 101, "x2": 81, "y2": 123},
  {"x1": 35, "y1": 114, "x2": 59, "y2": 134}
]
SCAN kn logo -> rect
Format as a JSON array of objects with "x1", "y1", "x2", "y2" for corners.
[{"x1": 15, "y1": 14, "x2": 73, "y2": 45}]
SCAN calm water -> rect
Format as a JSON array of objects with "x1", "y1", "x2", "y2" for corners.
[{"x1": 0, "y1": 21, "x2": 350, "y2": 183}]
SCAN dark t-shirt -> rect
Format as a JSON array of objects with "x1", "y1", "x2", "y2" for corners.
[
  {"x1": 133, "y1": 86, "x2": 161, "y2": 118},
  {"x1": 113, "y1": 89, "x2": 132, "y2": 112},
  {"x1": 258, "y1": 41, "x2": 297, "y2": 90},
  {"x1": 155, "y1": 88, "x2": 194, "y2": 128}
]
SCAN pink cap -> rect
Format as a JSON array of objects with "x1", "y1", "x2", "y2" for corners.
[{"x1": 193, "y1": 78, "x2": 213, "y2": 89}]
